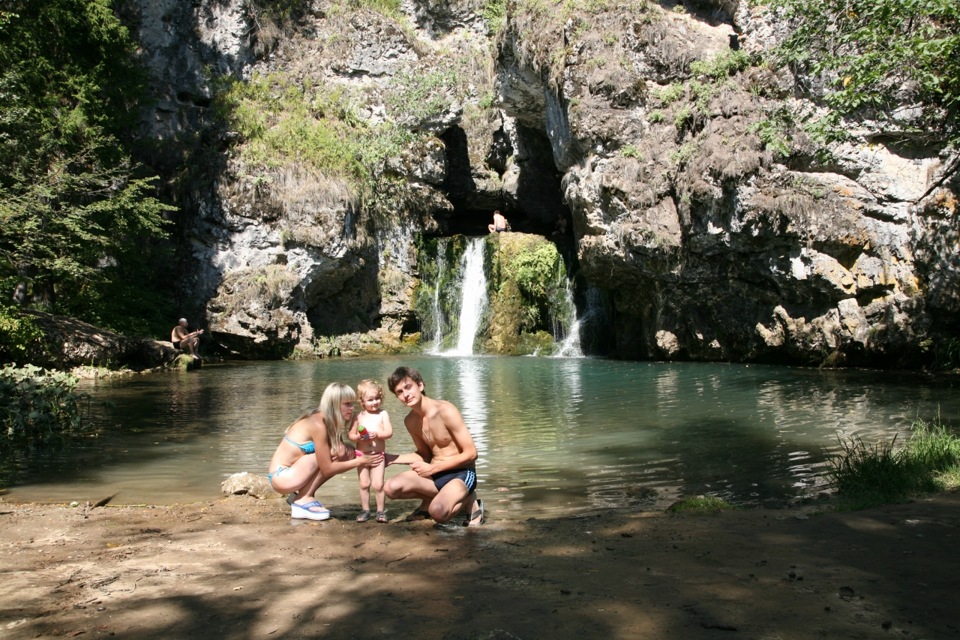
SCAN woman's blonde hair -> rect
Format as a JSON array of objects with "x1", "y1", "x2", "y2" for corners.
[{"x1": 318, "y1": 382, "x2": 357, "y2": 451}]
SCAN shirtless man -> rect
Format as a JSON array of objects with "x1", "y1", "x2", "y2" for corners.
[
  {"x1": 170, "y1": 318, "x2": 203, "y2": 358},
  {"x1": 384, "y1": 366, "x2": 485, "y2": 526},
  {"x1": 487, "y1": 210, "x2": 508, "y2": 233}
]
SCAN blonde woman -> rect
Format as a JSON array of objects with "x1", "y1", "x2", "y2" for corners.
[{"x1": 268, "y1": 383, "x2": 384, "y2": 520}]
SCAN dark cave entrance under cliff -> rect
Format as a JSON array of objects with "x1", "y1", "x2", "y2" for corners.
[{"x1": 436, "y1": 123, "x2": 573, "y2": 247}]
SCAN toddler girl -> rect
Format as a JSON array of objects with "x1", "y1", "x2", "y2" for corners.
[{"x1": 347, "y1": 379, "x2": 393, "y2": 522}]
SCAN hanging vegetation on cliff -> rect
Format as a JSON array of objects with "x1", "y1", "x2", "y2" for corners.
[{"x1": 770, "y1": 0, "x2": 960, "y2": 148}]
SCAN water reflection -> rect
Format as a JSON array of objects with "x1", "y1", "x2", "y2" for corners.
[
  {"x1": 455, "y1": 357, "x2": 487, "y2": 440},
  {"x1": 4, "y1": 358, "x2": 959, "y2": 520}
]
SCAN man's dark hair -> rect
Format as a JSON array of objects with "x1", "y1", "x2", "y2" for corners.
[{"x1": 388, "y1": 366, "x2": 424, "y2": 393}]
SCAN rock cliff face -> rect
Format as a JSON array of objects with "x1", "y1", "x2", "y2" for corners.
[{"x1": 133, "y1": 0, "x2": 958, "y2": 366}]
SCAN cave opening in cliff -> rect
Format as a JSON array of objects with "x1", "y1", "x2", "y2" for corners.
[
  {"x1": 438, "y1": 125, "x2": 506, "y2": 235},
  {"x1": 437, "y1": 123, "x2": 573, "y2": 251}
]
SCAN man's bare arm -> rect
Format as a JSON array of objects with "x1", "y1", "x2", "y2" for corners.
[{"x1": 385, "y1": 452, "x2": 425, "y2": 466}]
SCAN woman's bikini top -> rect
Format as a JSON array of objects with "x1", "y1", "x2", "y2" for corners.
[{"x1": 284, "y1": 434, "x2": 316, "y2": 455}]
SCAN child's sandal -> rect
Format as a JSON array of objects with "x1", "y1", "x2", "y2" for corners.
[
  {"x1": 376, "y1": 511, "x2": 388, "y2": 523},
  {"x1": 356, "y1": 510, "x2": 371, "y2": 522}
]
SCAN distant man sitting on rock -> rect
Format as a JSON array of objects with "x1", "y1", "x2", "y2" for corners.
[
  {"x1": 487, "y1": 210, "x2": 509, "y2": 233},
  {"x1": 171, "y1": 318, "x2": 203, "y2": 358}
]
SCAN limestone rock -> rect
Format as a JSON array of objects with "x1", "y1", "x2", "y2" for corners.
[
  {"x1": 221, "y1": 472, "x2": 276, "y2": 499},
  {"x1": 20, "y1": 311, "x2": 178, "y2": 371},
  {"x1": 129, "y1": 0, "x2": 958, "y2": 368}
]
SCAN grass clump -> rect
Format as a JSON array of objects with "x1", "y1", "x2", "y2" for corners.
[
  {"x1": 829, "y1": 416, "x2": 960, "y2": 510},
  {"x1": 690, "y1": 50, "x2": 751, "y2": 81},
  {"x1": 325, "y1": 0, "x2": 402, "y2": 19},
  {"x1": 215, "y1": 74, "x2": 365, "y2": 178},
  {"x1": 214, "y1": 72, "x2": 418, "y2": 207},
  {"x1": 654, "y1": 82, "x2": 685, "y2": 105},
  {"x1": 750, "y1": 107, "x2": 795, "y2": 158},
  {"x1": 482, "y1": 0, "x2": 508, "y2": 34},
  {"x1": 385, "y1": 67, "x2": 461, "y2": 127}
]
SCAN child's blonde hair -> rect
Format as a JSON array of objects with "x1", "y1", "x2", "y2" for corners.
[{"x1": 357, "y1": 379, "x2": 383, "y2": 401}]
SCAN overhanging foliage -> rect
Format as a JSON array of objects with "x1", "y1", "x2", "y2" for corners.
[
  {"x1": 770, "y1": 0, "x2": 960, "y2": 146},
  {"x1": 0, "y1": 0, "x2": 174, "y2": 335}
]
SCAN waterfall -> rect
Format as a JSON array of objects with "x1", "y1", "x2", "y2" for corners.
[
  {"x1": 427, "y1": 238, "x2": 448, "y2": 354},
  {"x1": 578, "y1": 285, "x2": 609, "y2": 355},
  {"x1": 449, "y1": 238, "x2": 487, "y2": 356},
  {"x1": 554, "y1": 274, "x2": 583, "y2": 358},
  {"x1": 420, "y1": 234, "x2": 587, "y2": 358}
]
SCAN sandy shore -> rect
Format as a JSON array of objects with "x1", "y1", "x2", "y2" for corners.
[{"x1": 1, "y1": 492, "x2": 958, "y2": 639}]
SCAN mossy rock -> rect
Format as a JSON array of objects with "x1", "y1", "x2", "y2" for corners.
[
  {"x1": 174, "y1": 354, "x2": 202, "y2": 371},
  {"x1": 486, "y1": 234, "x2": 568, "y2": 355}
]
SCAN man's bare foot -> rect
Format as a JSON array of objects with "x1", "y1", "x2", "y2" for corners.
[{"x1": 463, "y1": 497, "x2": 484, "y2": 527}]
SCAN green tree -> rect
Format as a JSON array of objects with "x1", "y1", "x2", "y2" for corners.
[
  {"x1": 770, "y1": 0, "x2": 960, "y2": 145},
  {"x1": 0, "y1": 0, "x2": 173, "y2": 336}
]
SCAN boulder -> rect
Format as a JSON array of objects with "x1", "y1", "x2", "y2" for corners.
[
  {"x1": 20, "y1": 311, "x2": 179, "y2": 371},
  {"x1": 220, "y1": 472, "x2": 276, "y2": 499}
]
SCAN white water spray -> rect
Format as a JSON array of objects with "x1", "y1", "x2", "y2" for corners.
[
  {"x1": 449, "y1": 238, "x2": 487, "y2": 356},
  {"x1": 554, "y1": 274, "x2": 583, "y2": 357},
  {"x1": 427, "y1": 238, "x2": 448, "y2": 354}
]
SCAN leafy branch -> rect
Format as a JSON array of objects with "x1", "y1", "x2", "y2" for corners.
[{"x1": 770, "y1": 0, "x2": 960, "y2": 147}]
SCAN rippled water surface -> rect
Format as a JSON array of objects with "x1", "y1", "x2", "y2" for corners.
[{"x1": 6, "y1": 357, "x2": 959, "y2": 518}]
